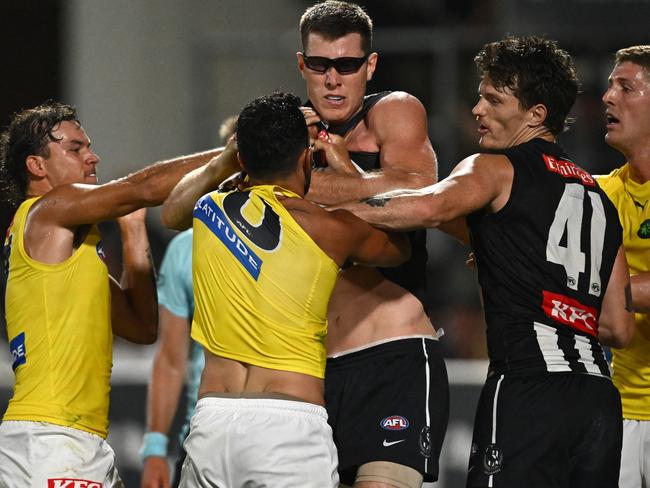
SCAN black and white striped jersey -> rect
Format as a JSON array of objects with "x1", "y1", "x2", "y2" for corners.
[{"x1": 467, "y1": 138, "x2": 622, "y2": 377}]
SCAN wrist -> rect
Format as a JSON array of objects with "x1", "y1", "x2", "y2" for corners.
[{"x1": 140, "y1": 431, "x2": 168, "y2": 461}]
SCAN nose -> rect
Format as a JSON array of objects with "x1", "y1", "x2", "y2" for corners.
[
  {"x1": 472, "y1": 99, "x2": 485, "y2": 118},
  {"x1": 86, "y1": 149, "x2": 100, "y2": 166},
  {"x1": 602, "y1": 86, "x2": 615, "y2": 105},
  {"x1": 324, "y1": 66, "x2": 341, "y2": 89}
]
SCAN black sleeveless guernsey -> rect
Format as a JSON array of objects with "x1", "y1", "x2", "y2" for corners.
[
  {"x1": 308, "y1": 92, "x2": 429, "y2": 309},
  {"x1": 467, "y1": 138, "x2": 622, "y2": 377}
]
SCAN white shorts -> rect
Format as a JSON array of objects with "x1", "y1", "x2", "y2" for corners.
[
  {"x1": 619, "y1": 419, "x2": 650, "y2": 488},
  {"x1": 0, "y1": 420, "x2": 124, "y2": 488},
  {"x1": 179, "y1": 397, "x2": 339, "y2": 488}
]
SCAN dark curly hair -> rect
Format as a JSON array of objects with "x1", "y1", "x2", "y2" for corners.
[
  {"x1": 300, "y1": 0, "x2": 373, "y2": 54},
  {"x1": 0, "y1": 101, "x2": 79, "y2": 208},
  {"x1": 474, "y1": 35, "x2": 579, "y2": 135},
  {"x1": 236, "y1": 92, "x2": 308, "y2": 179}
]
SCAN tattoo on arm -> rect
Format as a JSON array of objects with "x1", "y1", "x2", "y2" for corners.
[
  {"x1": 625, "y1": 283, "x2": 633, "y2": 312},
  {"x1": 362, "y1": 196, "x2": 391, "y2": 208}
]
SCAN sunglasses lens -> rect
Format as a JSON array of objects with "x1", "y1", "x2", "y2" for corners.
[
  {"x1": 303, "y1": 54, "x2": 367, "y2": 74},
  {"x1": 335, "y1": 58, "x2": 364, "y2": 74},
  {"x1": 304, "y1": 56, "x2": 330, "y2": 73}
]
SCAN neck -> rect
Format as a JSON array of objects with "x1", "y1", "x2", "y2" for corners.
[
  {"x1": 516, "y1": 126, "x2": 555, "y2": 147},
  {"x1": 620, "y1": 145, "x2": 650, "y2": 184},
  {"x1": 249, "y1": 177, "x2": 304, "y2": 197}
]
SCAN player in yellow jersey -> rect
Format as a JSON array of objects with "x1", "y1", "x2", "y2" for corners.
[
  {"x1": 162, "y1": 92, "x2": 410, "y2": 488},
  {"x1": 0, "y1": 101, "x2": 223, "y2": 487},
  {"x1": 598, "y1": 45, "x2": 650, "y2": 488}
]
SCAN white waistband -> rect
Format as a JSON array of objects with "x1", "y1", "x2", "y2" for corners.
[
  {"x1": 328, "y1": 333, "x2": 439, "y2": 359},
  {"x1": 196, "y1": 396, "x2": 327, "y2": 419}
]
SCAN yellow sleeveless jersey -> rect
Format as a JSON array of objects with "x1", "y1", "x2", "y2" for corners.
[
  {"x1": 598, "y1": 165, "x2": 650, "y2": 420},
  {"x1": 3, "y1": 197, "x2": 113, "y2": 437},
  {"x1": 191, "y1": 185, "x2": 339, "y2": 379}
]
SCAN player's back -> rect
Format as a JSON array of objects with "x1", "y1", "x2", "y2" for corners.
[
  {"x1": 468, "y1": 138, "x2": 622, "y2": 376},
  {"x1": 191, "y1": 185, "x2": 339, "y2": 380}
]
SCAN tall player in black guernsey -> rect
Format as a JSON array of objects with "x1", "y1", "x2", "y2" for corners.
[
  {"x1": 338, "y1": 35, "x2": 634, "y2": 488},
  {"x1": 296, "y1": 2, "x2": 449, "y2": 488}
]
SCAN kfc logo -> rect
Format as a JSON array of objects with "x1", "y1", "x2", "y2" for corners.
[
  {"x1": 542, "y1": 290, "x2": 598, "y2": 337},
  {"x1": 48, "y1": 479, "x2": 103, "y2": 488}
]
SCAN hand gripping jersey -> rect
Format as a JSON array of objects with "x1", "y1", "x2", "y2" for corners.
[
  {"x1": 598, "y1": 164, "x2": 650, "y2": 419},
  {"x1": 467, "y1": 139, "x2": 622, "y2": 377},
  {"x1": 191, "y1": 185, "x2": 339, "y2": 379},
  {"x1": 309, "y1": 92, "x2": 429, "y2": 309},
  {"x1": 2, "y1": 197, "x2": 112, "y2": 437}
]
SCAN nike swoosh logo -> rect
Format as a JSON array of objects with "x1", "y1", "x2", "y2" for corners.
[{"x1": 382, "y1": 439, "x2": 406, "y2": 447}]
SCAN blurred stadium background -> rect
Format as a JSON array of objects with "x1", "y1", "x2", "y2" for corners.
[{"x1": 1, "y1": 1, "x2": 648, "y2": 485}]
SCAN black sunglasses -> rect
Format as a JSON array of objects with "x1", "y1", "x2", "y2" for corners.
[{"x1": 300, "y1": 52, "x2": 369, "y2": 75}]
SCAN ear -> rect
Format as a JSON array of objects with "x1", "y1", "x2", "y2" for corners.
[
  {"x1": 528, "y1": 103, "x2": 548, "y2": 128},
  {"x1": 236, "y1": 152, "x2": 246, "y2": 171},
  {"x1": 302, "y1": 147, "x2": 312, "y2": 172},
  {"x1": 25, "y1": 155, "x2": 47, "y2": 178},
  {"x1": 366, "y1": 52, "x2": 378, "y2": 82},
  {"x1": 297, "y1": 51, "x2": 307, "y2": 80}
]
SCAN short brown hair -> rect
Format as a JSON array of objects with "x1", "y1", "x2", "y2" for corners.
[
  {"x1": 615, "y1": 45, "x2": 650, "y2": 75},
  {"x1": 300, "y1": 1, "x2": 372, "y2": 54}
]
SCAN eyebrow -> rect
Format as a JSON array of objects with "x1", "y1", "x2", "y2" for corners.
[{"x1": 66, "y1": 138, "x2": 90, "y2": 147}]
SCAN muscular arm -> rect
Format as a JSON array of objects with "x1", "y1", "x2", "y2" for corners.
[
  {"x1": 598, "y1": 245, "x2": 635, "y2": 348},
  {"x1": 162, "y1": 144, "x2": 239, "y2": 230},
  {"x1": 31, "y1": 148, "x2": 222, "y2": 228},
  {"x1": 111, "y1": 209, "x2": 158, "y2": 344},
  {"x1": 338, "y1": 153, "x2": 512, "y2": 233},
  {"x1": 287, "y1": 200, "x2": 410, "y2": 268},
  {"x1": 306, "y1": 92, "x2": 437, "y2": 205},
  {"x1": 141, "y1": 308, "x2": 191, "y2": 488}
]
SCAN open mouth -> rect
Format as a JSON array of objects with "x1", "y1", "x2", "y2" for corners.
[
  {"x1": 605, "y1": 113, "x2": 620, "y2": 127},
  {"x1": 324, "y1": 95, "x2": 345, "y2": 105}
]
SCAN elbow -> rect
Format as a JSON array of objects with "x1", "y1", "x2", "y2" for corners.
[
  {"x1": 599, "y1": 315, "x2": 634, "y2": 349},
  {"x1": 136, "y1": 322, "x2": 159, "y2": 345},
  {"x1": 161, "y1": 203, "x2": 189, "y2": 231}
]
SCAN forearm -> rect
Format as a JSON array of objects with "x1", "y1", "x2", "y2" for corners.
[
  {"x1": 146, "y1": 355, "x2": 186, "y2": 434},
  {"x1": 124, "y1": 148, "x2": 222, "y2": 208},
  {"x1": 119, "y1": 220, "x2": 158, "y2": 340},
  {"x1": 162, "y1": 151, "x2": 239, "y2": 230},
  {"x1": 631, "y1": 273, "x2": 650, "y2": 312},
  {"x1": 341, "y1": 188, "x2": 443, "y2": 231},
  {"x1": 308, "y1": 168, "x2": 434, "y2": 206}
]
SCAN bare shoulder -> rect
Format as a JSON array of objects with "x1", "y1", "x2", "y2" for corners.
[
  {"x1": 28, "y1": 183, "x2": 92, "y2": 226},
  {"x1": 456, "y1": 153, "x2": 512, "y2": 175},
  {"x1": 370, "y1": 91, "x2": 426, "y2": 121},
  {"x1": 282, "y1": 198, "x2": 356, "y2": 237}
]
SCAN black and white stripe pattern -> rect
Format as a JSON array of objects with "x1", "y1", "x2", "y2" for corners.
[{"x1": 534, "y1": 322, "x2": 609, "y2": 377}]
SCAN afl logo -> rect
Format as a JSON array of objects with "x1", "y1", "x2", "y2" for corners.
[{"x1": 380, "y1": 415, "x2": 409, "y2": 431}]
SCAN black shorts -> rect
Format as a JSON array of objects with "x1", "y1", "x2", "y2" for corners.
[
  {"x1": 325, "y1": 337, "x2": 449, "y2": 485},
  {"x1": 467, "y1": 373, "x2": 622, "y2": 488}
]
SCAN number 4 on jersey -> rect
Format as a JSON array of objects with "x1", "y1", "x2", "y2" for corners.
[{"x1": 546, "y1": 183, "x2": 605, "y2": 296}]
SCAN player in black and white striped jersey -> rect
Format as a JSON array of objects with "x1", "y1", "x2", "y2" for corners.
[{"x1": 337, "y1": 35, "x2": 635, "y2": 488}]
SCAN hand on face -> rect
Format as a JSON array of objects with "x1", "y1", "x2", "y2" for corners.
[
  {"x1": 300, "y1": 106, "x2": 323, "y2": 144},
  {"x1": 311, "y1": 130, "x2": 357, "y2": 175}
]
